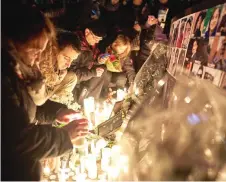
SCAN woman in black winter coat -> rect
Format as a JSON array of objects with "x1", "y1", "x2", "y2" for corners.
[{"x1": 2, "y1": 5, "x2": 88, "y2": 181}]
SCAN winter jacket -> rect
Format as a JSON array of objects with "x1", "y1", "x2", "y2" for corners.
[
  {"x1": 2, "y1": 40, "x2": 73, "y2": 181},
  {"x1": 69, "y1": 31, "x2": 101, "y2": 82},
  {"x1": 104, "y1": 46, "x2": 136, "y2": 84},
  {"x1": 117, "y1": 1, "x2": 149, "y2": 38}
]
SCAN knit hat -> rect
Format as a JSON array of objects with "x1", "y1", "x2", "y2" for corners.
[{"x1": 85, "y1": 20, "x2": 107, "y2": 38}]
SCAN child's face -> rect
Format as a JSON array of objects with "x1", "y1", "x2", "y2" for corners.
[{"x1": 113, "y1": 43, "x2": 127, "y2": 55}]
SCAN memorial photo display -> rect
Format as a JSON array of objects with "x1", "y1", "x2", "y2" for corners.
[{"x1": 168, "y1": 2, "x2": 226, "y2": 91}]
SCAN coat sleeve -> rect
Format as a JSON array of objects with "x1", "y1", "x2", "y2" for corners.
[
  {"x1": 69, "y1": 52, "x2": 97, "y2": 82},
  {"x1": 123, "y1": 58, "x2": 136, "y2": 85},
  {"x1": 2, "y1": 76, "x2": 73, "y2": 160},
  {"x1": 36, "y1": 100, "x2": 67, "y2": 124}
]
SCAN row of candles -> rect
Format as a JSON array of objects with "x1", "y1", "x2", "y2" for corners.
[
  {"x1": 83, "y1": 88, "x2": 127, "y2": 129},
  {"x1": 42, "y1": 88, "x2": 133, "y2": 181},
  {"x1": 42, "y1": 138, "x2": 129, "y2": 182}
]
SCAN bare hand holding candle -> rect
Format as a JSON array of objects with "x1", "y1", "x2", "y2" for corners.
[{"x1": 62, "y1": 119, "x2": 89, "y2": 147}]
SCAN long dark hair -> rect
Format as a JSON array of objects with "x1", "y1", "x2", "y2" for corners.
[
  {"x1": 194, "y1": 11, "x2": 206, "y2": 37},
  {"x1": 2, "y1": 5, "x2": 55, "y2": 44},
  {"x1": 205, "y1": 7, "x2": 221, "y2": 38}
]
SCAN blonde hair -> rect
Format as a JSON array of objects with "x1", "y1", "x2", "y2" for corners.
[
  {"x1": 38, "y1": 39, "x2": 60, "y2": 88},
  {"x1": 112, "y1": 34, "x2": 131, "y2": 60},
  {"x1": 35, "y1": 15, "x2": 62, "y2": 88}
]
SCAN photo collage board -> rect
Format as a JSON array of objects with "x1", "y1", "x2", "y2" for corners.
[{"x1": 168, "y1": 2, "x2": 226, "y2": 91}]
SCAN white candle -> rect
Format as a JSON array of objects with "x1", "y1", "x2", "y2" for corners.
[
  {"x1": 112, "y1": 145, "x2": 121, "y2": 154},
  {"x1": 49, "y1": 174, "x2": 57, "y2": 180},
  {"x1": 119, "y1": 155, "x2": 129, "y2": 165},
  {"x1": 102, "y1": 148, "x2": 111, "y2": 159},
  {"x1": 117, "y1": 89, "x2": 126, "y2": 101},
  {"x1": 84, "y1": 97, "x2": 95, "y2": 114},
  {"x1": 107, "y1": 166, "x2": 120, "y2": 180},
  {"x1": 86, "y1": 154, "x2": 97, "y2": 179},
  {"x1": 72, "y1": 173, "x2": 87, "y2": 182},
  {"x1": 96, "y1": 139, "x2": 108, "y2": 152},
  {"x1": 84, "y1": 97, "x2": 95, "y2": 129},
  {"x1": 43, "y1": 166, "x2": 51, "y2": 176},
  {"x1": 101, "y1": 158, "x2": 110, "y2": 171},
  {"x1": 88, "y1": 165, "x2": 97, "y2": 179},
  {"x1": 111, "y1": 145, "x2": 121, "y2": 166},
  {"x1": 75, "y1": 166, "x2": 80, "y2": 175},
  {"x1": 103, "y1": 101, "x2": 114, "y2": 120},
  {"x1": 98, "y1": 172, "x2": 107, "y2": 181},
  {"x1": 80, "y1": 156, "x2": 86, "y2": 174},
  {"x1": 91, "y1": 140, "x2": 96, "y2": 154},
  {"x1": 54, "y1": 157, "x2": 61, "y2": 173},
  {"x1": 84, "y1": 140, "x2": 89, "y2": 155}
]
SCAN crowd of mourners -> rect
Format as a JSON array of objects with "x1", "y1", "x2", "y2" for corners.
[{"x1": 2, "y1": 0, "x2": 205, "y2": 180}]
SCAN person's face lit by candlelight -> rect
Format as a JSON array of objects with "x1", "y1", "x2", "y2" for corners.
[
  {"x1": 85, "y1": 29, "x2": 103, "y2": 46},
  {"x1": 57, "y1": 46, "x2": 80, "y2": 70},
  {"x1": 111, "y1": 0, "x2": 119, "y2": 5},
  {"x1": 15, "y1": 31, "x2": 49, "y2": 67}
]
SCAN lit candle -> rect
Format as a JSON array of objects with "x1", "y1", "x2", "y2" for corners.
[
  {"x1": 80, "y1": 156, "x2": 86, "y2": 174},
  {"x1": 91, "y1": 140, "x2": 96, "y2": 154},
  {"x1": 84, "y1": 97, "x2": 95, "y2": 115},
  {"x1": 111, "y1": 145, "x2": 121, "y2": 166},
  {"x1": 101, "y1": 158, "x2": 110, "y2": 172},
  {"x1": 72, "y1": 173, "x2": 87, "y2": 182},
  {"x1": 101, "y1": 148, "x2": 112, "y2": 171},
  {"x1": 84, "y1": 97, "x2": 95, "y2": 129},
  {"x1": 103, "y1": 101, "x2": 114, "y2": 120},
  {"x1": 96, "y1": 139, "x2": 108, "y2": 152},
  {"x1": 98, "y1": 172, "x2": 107, "y2": 181},
  {"x1": 107, "y1": 166, "x2": 120, "y2": 181},
  {"x1": 86, "y1": 154, "x2": 97, "y2": 179},
  {"x1": 49, "y1": 174, "x2": 57, "y2": 180},
  {"x1": 54, "y1": 157, "x2": 61, "y2": 173},
  {"x1": 95, "y1": 103, "x2": 105, "y2": 126},
  {"x1": 119, "y1": 155, "x2": 129, "y2": 165},
  {"x1": 102, "y1": 148, "x2": 111, "y2": 159},
  {"x1": 84, "y1": 139, "x2": 89, "y2": 155},
  {"x1": 117, "y1": 89, "x2": 126, "y2": 101},
  {"x1": 43, "y1": 166, "x2": 51, "y2": 176},
  {"x1": 112, "y1": 145, "x2": 121, "y2": 155},
  {"x1": 75, "y1": 166, "x2": 80, "y2": 175}
]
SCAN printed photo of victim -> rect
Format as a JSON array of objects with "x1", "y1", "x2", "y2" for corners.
[
  {"x1": 185, "y1": 38, "x2": 209, "y2": 67},
  {"x1": 168, "y1": 48, "x2": 176, "y2": 74},
  {"x1": 203, "y1": 66, "x2": 224, "y2": 86},
  {"x1": 172, "y1": 48, "x2": 180, "y2": 76},
  {"x1": 172, "y1": 20, "x2": 180, "y2": 47},
  {"x1": 175, "y1": 49, "x2": 187, "y2": 75},
  {"x1": 169, "y1": 23, "x2": 175, "y2": 46},
  {"x1": 174, "y1": 16, "x2": 194, "y2": 49},
  {"x1": 191, "y1": 63, "x2": 204, "y2": 78},
  {"x1": 192, "y1": 10, "x2": 207, "y2": 38},
  {"x1": 181, "y1": 16, "x2": 194, "y2": 49},
  {"x1": 191, "y1": 63, "x2": 224, "y2": 86},
  {"x1": 216, "y1": 3, "x2": 226, "y2": 36},
  {"x1": 204, "y1": 5, "x2": 223, "y2": 38},
  {"x1": 208, "y1": 36, "x2": 226, "y2": 71}
]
